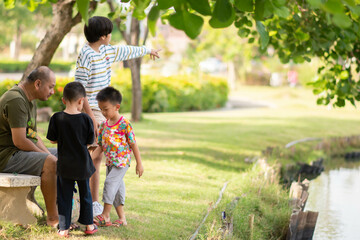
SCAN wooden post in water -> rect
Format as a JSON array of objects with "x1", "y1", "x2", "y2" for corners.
[{"x1": 287, "y1": 179, "x2": 318, "y2": 240}]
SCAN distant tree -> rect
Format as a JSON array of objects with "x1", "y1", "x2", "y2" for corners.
[{"x1": 0, "y1": 2, "x2": 51, "y2": 59}]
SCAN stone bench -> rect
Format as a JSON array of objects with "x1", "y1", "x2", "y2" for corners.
[{"x1": 0, "y1": 173, "x2": 44, "y2": 225}]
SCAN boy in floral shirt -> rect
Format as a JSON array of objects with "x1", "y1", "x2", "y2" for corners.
[{"x1": 94, "y1": 86, "x2": 143, "y2": 227}]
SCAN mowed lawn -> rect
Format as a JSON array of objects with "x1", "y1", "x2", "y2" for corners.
[{"x1": 18, "y1": 86, "x2": 360, "y2": 239}]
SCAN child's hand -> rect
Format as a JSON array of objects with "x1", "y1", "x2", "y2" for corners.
[
  {"x1": 150, "y1": 49, "x2": 161, "y2": 61},
  {"x1": 136, "y1": 163, "x2": 144, "y2": 178}
]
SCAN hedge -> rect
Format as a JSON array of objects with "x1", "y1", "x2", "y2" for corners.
[
  {"x1": 0, "y1": 69, "x2": 229, "y2": 113},
  {"x1": 0, "y1": 60, "x2": 74, "y2": 73}
]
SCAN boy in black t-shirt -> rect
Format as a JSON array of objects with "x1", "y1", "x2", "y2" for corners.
[{"x1": 47, "y1": 82, "x2": 98, "y2": 237}]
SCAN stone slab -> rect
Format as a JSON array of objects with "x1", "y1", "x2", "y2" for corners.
[{"x1": 0, "y1": 173, "x2": 40, "y2": 187}]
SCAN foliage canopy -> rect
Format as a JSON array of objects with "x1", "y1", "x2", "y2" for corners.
[{"x1": 4, "y1": 0, "x2": 360, "y2": 107}]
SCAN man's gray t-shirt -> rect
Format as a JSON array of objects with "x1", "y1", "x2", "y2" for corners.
[{"x1": 0, "y1": 85, "x2": 37, "y2": 171}]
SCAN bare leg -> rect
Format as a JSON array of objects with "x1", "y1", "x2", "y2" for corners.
[
  {"x1": 101, "y1": 203, "x2": 112, "y2": 222},
  {"x1": 90, "y1": 146, "x2": 103, "y2": 202},
  {"x1": 115, "y1": 204, "x2": 127, "y2": 225},
  {"x1": 41, "y1": 154, "x2": 58, "y2": 227}
]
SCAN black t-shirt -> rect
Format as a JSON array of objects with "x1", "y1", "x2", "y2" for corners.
[{"x1": 47, "y1": 112, "x2": 95, "y2": 180}]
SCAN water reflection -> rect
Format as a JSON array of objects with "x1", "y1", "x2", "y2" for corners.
[{"x1": 305, "y1": 164, "x2": 360, "y2": 240}]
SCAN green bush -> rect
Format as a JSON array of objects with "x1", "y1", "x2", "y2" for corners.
[
  {"x1": 0, "y1": 60, "x2": 74, "y2": 73},
  {"x1": 112, "y1": 69, "x2": 229, "y2": 113},
  {"x1": 0, "y1": 69, "x2": 229, "y2": 113}
]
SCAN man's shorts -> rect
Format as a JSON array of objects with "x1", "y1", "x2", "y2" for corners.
[
  {"x1": 2, "y1": 148, "x2": 57, "y2": 176},
  {"x1": 89, "y1": 109, "x2": 106, "y2": 149}
]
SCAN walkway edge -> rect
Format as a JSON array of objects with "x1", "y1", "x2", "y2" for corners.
[{"x1": 189, "y1": 181, "x2": 229, "y2": 240}]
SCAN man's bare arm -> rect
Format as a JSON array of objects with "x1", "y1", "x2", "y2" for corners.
[
  {"x1": 36, "y1": 136, "x2": 51, "y2": 154},
  {"x1": 11, "y1": 128, "x2": 44, "y2": 152}
]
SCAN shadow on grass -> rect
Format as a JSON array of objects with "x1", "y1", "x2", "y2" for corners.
[{"x1": 143, "y1": 146, "x2": 249, "y2": 173}]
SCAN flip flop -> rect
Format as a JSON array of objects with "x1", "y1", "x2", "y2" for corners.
[
  {"x1": 94, "y1": 214, "x2": 112, "y2": 227},
  {"x1": 84, "y1": 224, "x2": 98, "y2": 235},
  {"x1": 112, "y1": 219, "x2": 127, "y2": 227},
  {"x1": 57, "y1": 230, "x2": 69, "y2": 238}
]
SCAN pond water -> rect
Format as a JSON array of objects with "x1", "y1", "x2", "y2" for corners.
[{"x1": 305, "y1": 162, "x2": 360, "y2": 240}]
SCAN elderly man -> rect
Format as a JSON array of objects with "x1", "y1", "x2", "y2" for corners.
[{"x1": 0, "y1": 66, "x2": 58, "y2": 227}]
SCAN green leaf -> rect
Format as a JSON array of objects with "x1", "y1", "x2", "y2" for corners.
[
  {"x1": 158, "y1": 0, "x2": 178, "y2": 10},
  {"x1": 133, "y1": 0, "x2": 151, "y2": 20},
  {"x1": 332, "y1": 13, "x2": 352, "y2": 28},
  {"x1": 148, "y1": 5, "x2": 160, "y2": 36},
  {"x1": 322, "y1": 0, "x2": 344, "y2": 14},
  {"x1": 168, "y1": 11, "x2": 185, "y2": 30},
  {"x1": 169, "y1": 10, "x2": 203, "y2": 39},
  {"x1": 256, "y1": 21, "x2": 269, "y2": 49},
  {"x1": 274, "y1": 6, "x2": 290, "y2": 18},
  {"x1": 4, "y1": 0, "x2": 15, "y2": 9},
  {"x1": 209, "y1": 0, "x2": 235, "y2": 28},
  {"x1": 335, "y1": 98, "x2": 345, "y2": 107},
  {"x1": 254, "y1": 0, "x2": 265, "y2": 20},
  {"x1": 237, "y1": 28, "x2": 251, "y2": 37},
  {"x1": 182, "y1": 11, "x2": 204, "y2": 39},
  {"x1": 344, "y1": 0, "x2": 356, "y2": 7},
  {"x1": 273, "y1": 0, "x2": 286, "y2": 7},
  {"x1": 234, "y1": 0, "x2": 253, "y2": 12},
  {"x1": 340, "y1": 70, "x2": 349, "y2": 79},
  {"x1": 308, "y1": 0, "x2": 322, "y2": 8},
  {"x1": 186, "y1": 0, "x2": 211, "y2": 15},
  {"x1": 293, "y1": 55, "x2": 305, "y2": 63},
  {"x1": 76, "y1": 0, "x2": 90, "y2": 24}
]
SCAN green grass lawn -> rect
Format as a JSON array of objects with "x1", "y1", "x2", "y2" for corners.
[{"x1": 2, "y1": 86, "x2": 360, "y2": 239}]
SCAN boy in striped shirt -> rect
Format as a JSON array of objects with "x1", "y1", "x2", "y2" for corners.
[{"x1": 75, "y1": 16, "x2": 160, "y2": 217}]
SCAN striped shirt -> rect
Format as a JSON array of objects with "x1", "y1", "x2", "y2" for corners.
[{"x1": 75, "y1": 44, "x2": 151, "y2": 110}]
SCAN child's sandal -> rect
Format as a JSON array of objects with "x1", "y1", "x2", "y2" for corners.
[
  {"x1": 113, "y1": 219, "x2": 127, "y2": 227},
  {"x1": 84, "y1": 224, "x2": 98, "y2": 235},
  {"x1": 94, "y1": 214, "x2": 112, "y2": 227}
]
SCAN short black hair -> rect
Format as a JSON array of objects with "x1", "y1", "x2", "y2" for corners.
[
  {"x1": 96, "y1": 86, "x2": 122, "y2": 105},
  {"x1": 63, "y1": 82, "x2": 86, "y2": 102},
  {"x1": 27, "y1": 66, "x2": 53, "y2": 83},
  {"x1": 84, "y1": 16, "x2": 113, "y2": 43}
]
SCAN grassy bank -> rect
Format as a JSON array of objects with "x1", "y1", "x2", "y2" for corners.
[{"x1": 1, "y1": 86, "x2": 360, "y2": 239}]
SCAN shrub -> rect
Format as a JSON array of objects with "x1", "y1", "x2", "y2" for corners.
[
  {"x1": 0, "y1": 69, "x2": 229, "y2": 113},
  {"x1": 111, "y1": 69, "x2": 229, "y2": 113},
  {"x1": 0, "y1": 60, "x2": 74, "y2": 73}
]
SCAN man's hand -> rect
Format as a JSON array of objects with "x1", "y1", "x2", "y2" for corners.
[{"x1": 150, "y1": 49, "x2": 161, "y2": 61}]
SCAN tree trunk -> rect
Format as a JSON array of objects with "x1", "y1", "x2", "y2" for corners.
[
  {"x1": 13, "y1": 25, "x2": 22, "y2": 60},
  {"x1": 129, "y1": 58, "x2": 142, "y2": 121},
  {"x1": 128, "y1": 17, "x2": 143, "y2": 121},
  {"x1": 20, "y1": 0, "x2": 94, "y2": 81}
]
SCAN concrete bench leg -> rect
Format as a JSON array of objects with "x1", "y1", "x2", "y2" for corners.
[
  {"x1": 0, "y1": 186, "x2": 40, "y2": 225},
  {"x1": 27, "y1": 186, "x2": 44, "y2": 216}
]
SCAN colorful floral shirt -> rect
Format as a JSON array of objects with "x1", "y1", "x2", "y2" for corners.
[{"x1": 98, "y1": 116, "x2": 136, "y2": 168}]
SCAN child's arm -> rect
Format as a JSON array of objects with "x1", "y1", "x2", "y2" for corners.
[
  {"x1": 130, "y1": 142, "x2": 144, "y2": 178},
  {"x1": 108, "y1": 45, "x2": 160, "y2": 63}
]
